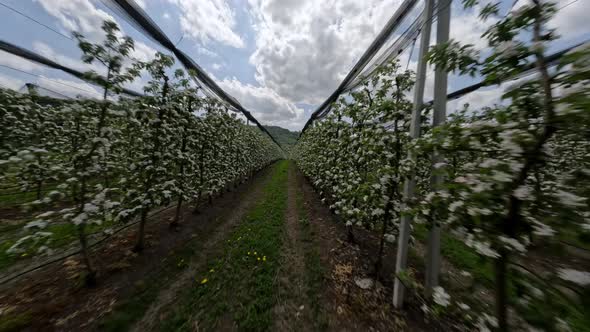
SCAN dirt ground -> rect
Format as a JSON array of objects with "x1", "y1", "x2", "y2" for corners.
[
  {"x1": 293, "y1": 167, "x2": 453, "y2": 332},
  {"x1": 0, "y1": 165, "x2": 275, "y2": 331},
  {"x1": 272, "y1": 165, "x2": 314, "y2": 331}
]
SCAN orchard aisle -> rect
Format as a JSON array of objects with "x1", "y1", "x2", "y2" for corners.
[
  {"x1": 129, "y1": 164, "x2": 277, "y2": 332},
  {"x1": 151, "y1": 161, "x2": 290, "y2": 331},
  {"x1": 272, "y1": 164, "x2": 320, "y2": 331}
]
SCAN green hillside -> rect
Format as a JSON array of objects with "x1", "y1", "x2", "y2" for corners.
[{"x1": 264, "y1": 126, "x2": 300, "y2": 151}]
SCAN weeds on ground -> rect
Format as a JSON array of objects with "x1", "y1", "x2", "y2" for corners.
[{"x1": 160, "y1": 161, "x2": 289, "y2": 331}]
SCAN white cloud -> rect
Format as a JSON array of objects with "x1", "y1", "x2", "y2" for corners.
[
  {"x1": 509, "y1": 0, "x2": 590, "y2": 43},
  {"x1": 448, "y1": 86, "x2": 504, "y2": 113},
  {"x1": 212, "y1": 62, "x2": 224, "y2": 71},
  {"x1": 37, "y1": 0, "x2": 157, "y2": 63},
  {"x1": 248, "y1": 0, "x2": 405, "y2": 105},
  {"x1": 163, "y1": 12, "x2": 171, "y2": 19},
  {"x1": 196, "y1": 46, "x2": 219, "y2": 58},
  {"x1": 449, "y1": 3, "x2": 493, "y2": 50},
  {"x1": 35, "y1": 76, "x2": 103, "y2": 99},
  {"x1": 30, "y1": 41, "x2": 148, "y2": 96},
  {"x1": 133, "y1": 41, "x2": 160, "y2": 63},
  {"x1": 549, "y1": 0, "x2": 590, "y2": 41},
  {"x1": 37, "y1": 0, "x2": 113, "y2": 42},
  {"x1": 0, "y1": 73, "x2": 25, "y2": 91},
  {"x1": 135, "y1": 0, "x2": 147, "y2": 9},
  {"x1": 32, "y1": 41, "x2": 105, "y2": 74},
  {"x1": 0, "y1": 50, "x2": 46, "y2": 73},
  {"x1": 219, "y1": 77, "x2": 305, "y2": 130},
  {"x1": 245, "y1": 0, "x2": 501, "y2": 109},
  {"x1": 167, "y1": 0, "x2": 245, "y2": 48}
]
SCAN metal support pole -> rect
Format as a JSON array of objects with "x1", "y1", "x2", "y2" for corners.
[
  {"x1": 393, "y1": 0, "x2": 434, "y2": 308},
  {"x1": 425, "y1": 0, "x2": 451, "y2": 297}
]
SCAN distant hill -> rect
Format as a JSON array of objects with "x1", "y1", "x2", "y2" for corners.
[{"x1": 264, "y1": 126, "x2": 299, "y2": 152}]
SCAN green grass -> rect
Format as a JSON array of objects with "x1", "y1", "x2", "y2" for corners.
[
  {"x1": 0, "y1": 312, "x2": 32, "y2": 332},
  {"x1": 516, "y1": 274, "x2": 590, "y2": 332},
  {"x1": 558, "y1": 226, "x2": 590, "y2": 251},
  {"x1": 413, "y1": 223, "x2": 494, "y2": 286},
  {"x1": 0, "y1": 185, "x2": 58, "y2": 208},
  {"x1": 295, "y1": 181, "x2": 327, "y2": 330},
  {"x1": 98, "y1": 244, "x2": 199, "y2": 332},
  {"x1": 159, "y1": 161, "x2": 289, "y2": 331},
  {"x1": 0, "y1": 219, "x2": 115, "y2": 272},
  {"x1": 413, "y1": 224, "x2": 590, "y2": 331}
]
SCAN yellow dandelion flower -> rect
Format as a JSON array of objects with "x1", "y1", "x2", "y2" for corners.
[
  {"x1": 247, "y1": 251, "x2": 250, "y2": 255},
  {"x1": 257, "y1": 257, "x2": 261, "y2": 261},
  {"x1": 254, "y1": 251, "x2": 257, "y2": 255},
  {"x1": 201, "y1": 278, "x2": 208, "y2": 284},
  {"x1": 263, "y1": 256, "x2": 267, "y2": 261}
]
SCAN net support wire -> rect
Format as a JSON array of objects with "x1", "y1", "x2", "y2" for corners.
[
  {"x1": 100, "y1": 0, "x2": 284, "y2": 151},
  {"x1": 0, "y1": 40, "x2": 144, "y2": 98},
  {"x1": 301, "y1": 0, "x2": 422, "y2": 134}
]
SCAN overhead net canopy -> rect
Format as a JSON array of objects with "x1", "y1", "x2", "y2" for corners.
[
  {"x1": 301, "y1": 0, "x2": 587, "y2": 134},
  {"x1": 0, "y1": 0, "x2": 282, "y2": 149}
]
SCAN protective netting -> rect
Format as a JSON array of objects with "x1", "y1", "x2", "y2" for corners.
[
  {"x1": 302, "y1": 0, "x2": 422, "y2": 132},
  {"x1": 301, "y1": 0, "x2": 587, "y2": 134},
  {"x1": 98, "y1": 0, "x2": 281, "y2": 148},
  {"x1": 0, "y1": 40, "x2": 144, "y2": 98}
]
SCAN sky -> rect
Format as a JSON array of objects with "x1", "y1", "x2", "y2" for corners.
[{"x1": 0, "y1": 0, "x2": 588, "y2": 131}]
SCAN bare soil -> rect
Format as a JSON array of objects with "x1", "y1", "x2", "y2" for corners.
[
  {"x1": 272, "y1": 165, "x2": 314, "y2": 331},
  {"x1": 294, "y1": 167, "x2": 449, "y2": 332}
]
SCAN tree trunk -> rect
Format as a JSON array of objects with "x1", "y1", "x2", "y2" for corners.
[
  {"x1": 171, "y1": 196, "x2": 182, "y2": 229},
  {"x1": 347, "y1": 225, "x2": 355, "y2": 243},
  {"x1": 134, "y1": 208, "x2": 148, "y2": 252},
  {"x1": 491, "y1": 7, "x2": 556, "y2": 330},
  {"x1": 36, "y1": 180, "x2": 42, "y2": 201},
  {"x1": 192, "y1": 189, "x2": 203, "y2": 214},
  {"x1": 77, "y1": 224, "x2": 96, "y2": 286},
  {"x1": 374, "y1": 218, "x2": 388, "y2": 276},
  {"x1": 495, "y1": 251, "x2": 509, "y2": 331}
]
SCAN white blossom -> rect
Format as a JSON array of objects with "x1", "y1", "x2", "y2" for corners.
[
  {"x1": 433, "y1": 286, "x2": 450, "y2": 307},
  {"x1": 557, "y1": 268, "x2": 590, "y2": 286},
  {"x1": 499, "y1": 236, "x2": 527, "y2": 253},
  {"x1": 371, "y1": 208, "x2": 385, "y2": 216}
]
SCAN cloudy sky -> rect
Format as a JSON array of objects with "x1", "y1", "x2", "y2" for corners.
[{"x1": 0, "y1": 0, "x2": 588, "y2": 130}]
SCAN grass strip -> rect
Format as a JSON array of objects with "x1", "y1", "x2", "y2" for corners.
[{"x1": 160, "y1": 160, "x2": 289, "y2": 331}]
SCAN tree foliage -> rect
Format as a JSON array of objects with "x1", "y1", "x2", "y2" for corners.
[{"x1": 1, "y1": 21, "x2": 281, "y2": 285}]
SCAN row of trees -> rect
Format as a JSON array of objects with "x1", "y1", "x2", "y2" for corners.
[
  {"x1": 1, "y1": 21, "x2": 282, "y2": 284},
  {"x1": 296, "y1": 1, "x2": 589, "y2": 330}
]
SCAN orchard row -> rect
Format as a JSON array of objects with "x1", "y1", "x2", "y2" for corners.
[
  {"x1": 296, "y1": 1, "x2": 590, "y2": 331},
  {"x1": 0, "y1": 22, "x2": 281, "y2": 284}
]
